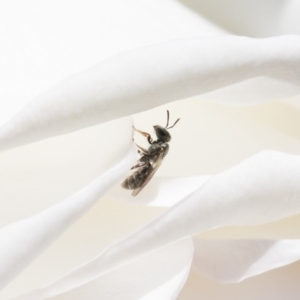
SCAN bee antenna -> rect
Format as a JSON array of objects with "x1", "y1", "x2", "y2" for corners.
[
  {"x1": 165, "y1": 110, "x2": 170, "y2": 128},
  {"x1": 167, "y1": 118, "x2": 180, "y2": 129}
]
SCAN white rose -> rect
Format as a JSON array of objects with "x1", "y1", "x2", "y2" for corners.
[{"x1": 1, "y1": 1, "x2": 300, "y2": 299}]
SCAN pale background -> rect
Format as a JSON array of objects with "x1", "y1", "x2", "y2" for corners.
[{"x1": 1, "y1": 1, "x2": 300, "y2": 299}]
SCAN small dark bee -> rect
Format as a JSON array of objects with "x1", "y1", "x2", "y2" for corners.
[{"x1": 121, "y1": 110, "x2": 180, "y2": 196}]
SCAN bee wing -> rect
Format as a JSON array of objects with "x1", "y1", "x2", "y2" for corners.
[{"x1": 132, "y1": 151, "x2": 164, "y2": 197}]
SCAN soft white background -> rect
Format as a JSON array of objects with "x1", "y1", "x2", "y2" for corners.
[{"x1": 1, "y1": 1, "x2": 300, "y2": 299}]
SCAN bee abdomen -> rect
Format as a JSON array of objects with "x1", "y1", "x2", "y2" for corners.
[
  {"x1": 121, "y1": 166, "x2": 152, "y2": 190},
  {"x1": 121, "y1": 173, "x2": 142, "y2": 190}
]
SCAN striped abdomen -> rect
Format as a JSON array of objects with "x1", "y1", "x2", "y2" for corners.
[{"x1": 121, "y1": 165, "x2": 153, "y2": 190}]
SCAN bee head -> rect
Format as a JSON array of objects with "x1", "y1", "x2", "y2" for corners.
[
  {"x1": 154, "y1": 110, "x2": 180, "y2": 142},
  {"x1": 154, "y1": 125, "x2": 171, "y2": 142}
]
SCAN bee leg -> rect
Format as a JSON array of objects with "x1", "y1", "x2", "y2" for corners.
[
  {"x1": 132, "y1": 126, "x2": 153, "y2": 144},
  {"x1": 132, "y1": 139, "x2": 150, "y2": 155}
]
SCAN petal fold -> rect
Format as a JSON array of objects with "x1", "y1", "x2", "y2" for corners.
[
  {"x1": 107, "y1": 175, "x2": 211, "y2": 207},
  {"x1": 0, "y1": 147, "x2": 135, "y2": 291},
  {"x1": 193, "y1": 238, "x2": 300, "y2": 283},
  {"x1": 177, "y1": 261, "x2": 300, "y2": 300},
  {"x1": 0, "y1": 117, "x2": 134, "y2": 228},
  {"x1": 0, "y1": 35, "x2": 299, "y2": 150},
  {"x1": 12, "y1": 150, "x2": 300, "y2": 298},
  {"x1": 13, "y1": 239, "x2": 193, "y2": 300}
]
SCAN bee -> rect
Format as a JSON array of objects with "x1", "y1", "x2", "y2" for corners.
[{"x1": 121, "y1": 110, "x2": 180, "y2": 196}]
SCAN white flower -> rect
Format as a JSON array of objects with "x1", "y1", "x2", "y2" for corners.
[{"x1": 1, "y1": 1, "x2": 300, "y2": 299}]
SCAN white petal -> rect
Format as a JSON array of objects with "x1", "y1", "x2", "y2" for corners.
[
  {"x1": 0, "y1": 147, "x2": 135, "y2": 291},
  {"x1": 107, "y1": 175, "x2": 211, "y2": 207},
  {"x1": 193, "y1": 238, "x2": 300, "y2": 283},
  {"x1": 182, "y1": 0, "x2": 300, "y2": 37},
  {"x1": 0, "y1": 117, "x2": 133, "y2": 228},
  {"x1": 203, "y1": 76, "x2": 300, "y2": 105},
  {"x1": 177, "y1": 262, "x2": 300, "y2": 300},
  {"x1": 0, "y1": 35, "x2": 299, "y2": 150},
  {"x1": 13, "y1": 239, "x2": 193, "y2": 300},
  {"x1": 0, "y1": 0, "x2": 224, "y2": 124},
  {"x1": 12, "y1": 150, "x2": 300, "y2": 298},
  {"x1": 279, "y1": 0, "x2": 300, "y2": 35}
]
